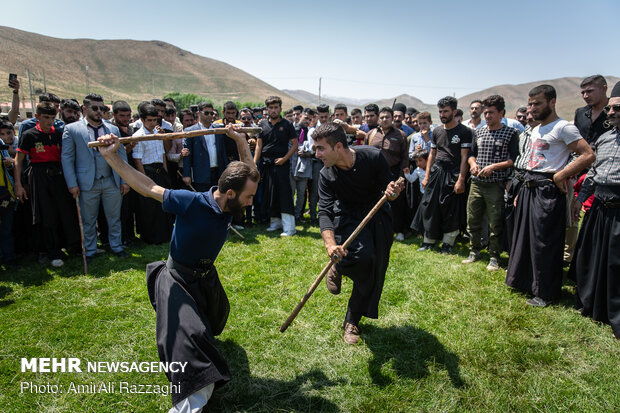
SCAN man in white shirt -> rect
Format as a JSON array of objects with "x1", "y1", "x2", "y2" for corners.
[{"x1": 506, "y1": 85, "x2": 594, "y2": 307}]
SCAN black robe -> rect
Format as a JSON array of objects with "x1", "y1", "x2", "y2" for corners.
[
  {"x1": 569, "y1": 185, "x2": 620, "y2": 338},
  {"x1": 318, "y1": 146, "x2": 393, "y2": 318}
]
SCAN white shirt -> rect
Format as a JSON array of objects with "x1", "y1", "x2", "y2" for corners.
[
  {"x1": 198, "y1": 122, "x2": 218, "y2": 168},
  {"x1": 462, "y1": 118, "x2": 486, "y2": 130},
  {"x1": 525, "y1": 119, "x2": 582, "y2": 173},
  {"x1": 404, "y1": 167, "x2": 426, "y2": 193},
  {"x1": 132, "y1": 127, "x2": 166, "y2": 165},
  {"x1": 131, "y1": 118, "x2": 173, "y2": 131}
]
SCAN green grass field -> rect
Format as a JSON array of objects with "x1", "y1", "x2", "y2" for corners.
[{"x1": 0, "y1": 223, "x2": 618, "y2": 412}]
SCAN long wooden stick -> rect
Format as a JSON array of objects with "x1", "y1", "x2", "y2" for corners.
[
  {"x1": 87, "y1": 127, "x2": 262, "y2": 148},
  {"x1": 74, "y1": 197, "x2": 88, "y2": 275},
  {"x1": 280, "y1": 177, "x2": 404, "y2": 332}
]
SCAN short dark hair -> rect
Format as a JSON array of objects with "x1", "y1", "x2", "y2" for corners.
[
  {"x1": 163, "y1": 97, "x2": 176, "y2": 107},
  {"x1": 351, "y1": 108, "x2": 362, "y2": 116},
  {"x1": 39, "y1": 92, "x2": 60, "y2": 103},
  {"x1": 223, "y1": 101, "x2": 238, "y2": 113},
  {"x1": 83, "y1": 93, "x2": 104, "y2": 107},
  {"x1": 470, "y1": 99, "x2": 482, "y2": 106},
  {"x1": 36, "y1": 101, "x2": 57, "y2": 116},
  {"x1": 312, "y1": 122, "x2": 348, "y2": 149},
  {"x1": 151, "y1": 98, "x2": 166, "y2": 108},
  {"x1": 334, "y1": 103, "x2": 348, "y2": 114},
  {"x1": 283, "y1": 109, "x2": 293, "y2": 116},
  {"x1": 165, "y1": 105, "x2": 177, "y2": 116},
  {"x1": 437, "y1": 96, "x2": 458, "y2": 110},
  {"x1": 137, "y1": 101, "x2": 151, "y2": 114},
  {"x1": 393, "y1": 103, "x2": 407, "y2": 114},
  {"x1": 293, "y1": 105, "x2": 304, "y2": 112},
  {"x1": 112, "y1": 100, "x2": 131, "y2": 114},
  {"x1": 179, "y1": 109, "x2": 194, "y2": 120},
  {"x1": 364, "y1": 103, "x2": 379, "y2": 115},
  {"x1": 61, "y1": 98, "x2": 81, "y2": 111},
  {"x1": 455, "y1": 109, "x2": 464, "y2": 117},
  {"x1": 406, "y1": 107, "x2": 418, "y2": 116},
  {"x1": 265, "y1": 96, "x2": 282, "y2": 106},
  {"x1": 580, "y1": 75, "x2": 606, "y2": 88},
  {"x1": 0, "y1": 120, "x2": 14, "y2": 131},
  {"x1": 516, "y1": 106, "x2": 527, "y2": 114},
  {"x1": 528, "y1": 84, "x2": 556, "y2": 101},
  {"x1": 379, "y1": 107, "x2": 394, "y2": 117},
  {"x1": 198, "y1": 102, "x2": 214, "y2": 111},
  {"x1": 139, "y1": 103, "x2": 158, "y2": 119},
  {"x1": 316, "y1": 104, "x2": 330, "y2": 114},
  {"x1": 413, "y1": 148, "x2": 429, "y2": 160},
  {"x1": 302, "y1": 107, "x2": 316, "y2": 117},
  {"x1": 218, "y1": 161, "x2": 260, "y2": 194},
  {"x1": 102, "y1": 105, "x2": 110, "y2": 113}
]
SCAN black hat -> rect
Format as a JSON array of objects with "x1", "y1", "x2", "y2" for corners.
[
  {"x1": 393, "y1": 103, "x2": 407, "y2": 113},
  {"x1": 611, "y1": 81, "x2": 620, "y2": 98}
]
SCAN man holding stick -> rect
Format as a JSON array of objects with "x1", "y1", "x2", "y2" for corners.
[
  {"x1": 314, "y1": 122, "x2": 403, "y2": 344},
  {"x1": 95, "y1": 124, "x2": 258, "y2": 412}
]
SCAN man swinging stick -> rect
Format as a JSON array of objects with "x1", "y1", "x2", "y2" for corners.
[
  {"x1": 96, "y1": 124, "x2": 257, "y2": 412},
  {"x1": 314, "y1": 122, "x2": 403, "y2": 344}
]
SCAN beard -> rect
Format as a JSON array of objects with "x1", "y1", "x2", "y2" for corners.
[
  {"x1": 440, "y1": 114, "x2": 453, "y2": 124},
  {"x1": 533, "y1": 105, "x2": 552, "y2": 121},
  {"x1": 225, "y1": 195, "x2": 245, "y2": 221}
]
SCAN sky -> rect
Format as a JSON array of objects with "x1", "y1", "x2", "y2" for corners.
[{"x1": 2, "y1": 0, "x2": 618, "y2": 104}]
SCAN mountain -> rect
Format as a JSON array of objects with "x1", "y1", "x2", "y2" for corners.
[
  {"x1": 458, "y1": 76, "x2": 620, "y2": 120},
  {"x1": 0, "y1": 26, "x2": 300, "y2": 109},
  {"x1": 283, "y1": 90, "x2": 435, "y2": 113}
]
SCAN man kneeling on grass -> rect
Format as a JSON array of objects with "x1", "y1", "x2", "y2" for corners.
[
  {"x1": 314, "y1": 122, "x2": 403, "y2": 344},
  {"x1": 96, "y1": 125, "x2": 258, "y2": 412}
]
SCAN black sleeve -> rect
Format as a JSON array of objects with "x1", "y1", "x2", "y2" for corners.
[
  {"x1": 17, "y1": 130, "x2": 33, "y2": 152},
  {"x1": 508, "y1": 130, "x2": 520, "y2": 162},
  {"x1": 375, "y1": 149, "x2": 392, "y2": 189},
  {"x1": 469, "y1": 130, "x2": 478, "y2": 158},
  {"x1": 287, "y1": 121, "x2": 296, "y2": 140},
  {"x1": 318, "y1": 172, "x2": 336, "y2": 232}
]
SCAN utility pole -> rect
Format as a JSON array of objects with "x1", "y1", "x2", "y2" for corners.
[
  {"x1": 26, "y1": 68, "x2": 35, "y2": 116},
  {"x1": 151, "y1": 74, "x2": 155, "y2": 96},
  {"x1": 85, "y1": 65, "x2": 90, "y2": 93},
  {"x1": 42, "y1": 69, "x2": 47, "y2": 92},
  {"x1": 318, "y1": 77, "x2": 322, "y2": 105}
]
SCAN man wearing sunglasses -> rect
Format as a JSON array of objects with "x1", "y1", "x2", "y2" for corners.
[
  {"x1": 61, "y1": 93, "x2": 129, "y2": 262},
  {"x1": 182, "y1": 102, "x2": 228, "y2": 192},
  {"x1": 570, "y1": 81, "x2": 620, "y2": 339}
]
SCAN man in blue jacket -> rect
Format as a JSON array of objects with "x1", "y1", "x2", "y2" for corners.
[
  {"x1": 62, "y1": 93, "x2": 129, "y2": 261},
  {"x1": 182, "y1": 102, "x2": 228, "y2": 192}
]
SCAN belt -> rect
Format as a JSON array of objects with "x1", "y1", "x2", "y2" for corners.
[
  {"x1": 525, "y1": 178, "x2": 554, "y2": 188},
  {"x1": 144, "y1": 163, "x2": 164, "y2": 174},
  {"x1": 603, "y1": 201, "x2": 620, "y2": 209},
  {"x1": 166, "y1": 254, "x2": 213, "y2": 279}
]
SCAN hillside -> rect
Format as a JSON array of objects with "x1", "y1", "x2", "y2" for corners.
[
  {"x1": 0, "y1": 26, "x2": 299, "y2": 109},
  {"x1": 287, "y1": 76, "x2": 620, "y2": 121},
  {"x1": 458, "y1": 76, "x2": 620, "y2": 120}
]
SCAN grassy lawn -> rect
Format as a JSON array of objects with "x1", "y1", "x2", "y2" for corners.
[{"x1": 0, "y1": 223, "x2": 618, "y2": 412}]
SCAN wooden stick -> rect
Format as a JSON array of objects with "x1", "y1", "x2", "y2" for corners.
[
  {"x1": 280, "y1": 177, "x2": 405, "y2": 333},
  {"x1": 87, "y1": 127, "x2": 262, "y2": 148},
  {"x1": 74, "y1": 197, "x2": 88, "y2": 275},
  {"x1": 177, "y1": 170, "x2": 245, "y2": 239}
]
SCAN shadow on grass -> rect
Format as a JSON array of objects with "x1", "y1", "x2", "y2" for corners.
[
  {"x1": 362, "y1": 324, "x2": 465, "y2": 389},
  {"x1": 208, "y1": 339, "x2": 343, "y2": 412},
  {"x1": 0, "y1": 284, "x2": 14, "y2": 307}
]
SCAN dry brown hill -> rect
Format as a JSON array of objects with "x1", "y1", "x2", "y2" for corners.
[
  {"x1": 0, "y1": 26, "x2": 299, "y2": 111},
  {"x1": 458, "y1": 76, "x2": 620, "y2": 120}
]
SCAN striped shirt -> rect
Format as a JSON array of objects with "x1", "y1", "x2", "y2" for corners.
[
  {"x1": 577, "y1": 128, "x2": 620, "y2": 202},
  {"x1": 514, "y1": 127, "x2": 534, "y2": 171}
]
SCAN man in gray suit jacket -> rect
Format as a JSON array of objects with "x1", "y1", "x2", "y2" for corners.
[{"x1": 62, "y1": 94, "x2": 130, "y2": 261}]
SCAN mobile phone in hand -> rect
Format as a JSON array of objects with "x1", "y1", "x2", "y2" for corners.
[{"x1": 8, "y1": 73, "x2": 17, "y2": 87}]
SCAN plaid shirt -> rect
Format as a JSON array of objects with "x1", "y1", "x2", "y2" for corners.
[
  {"x1": 469, "y1": 125, "x2": 519, "y2": 182},
  {"x1": 577, "y1": 128, "x2": 620, "y2": 202},
  {"x1": 132, "y1": 127, "x2": 166, "y2": 165}
]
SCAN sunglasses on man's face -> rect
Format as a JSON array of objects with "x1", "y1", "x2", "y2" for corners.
[
  {"x1": 241, "y1": 116, "x2": 252, "y2": 121},
  {"x1": 516, "y1": 115, "x2": 527, "y2": 119},
  {"x1": 603, "y1": 105, "x2": 620, "y2": 113},
  {"x1": 90, "y1": 105, "x2": 106, "y2": 112},
  {"x1": 202, "y1": 111, "x2": 215, "y2": 116}
]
